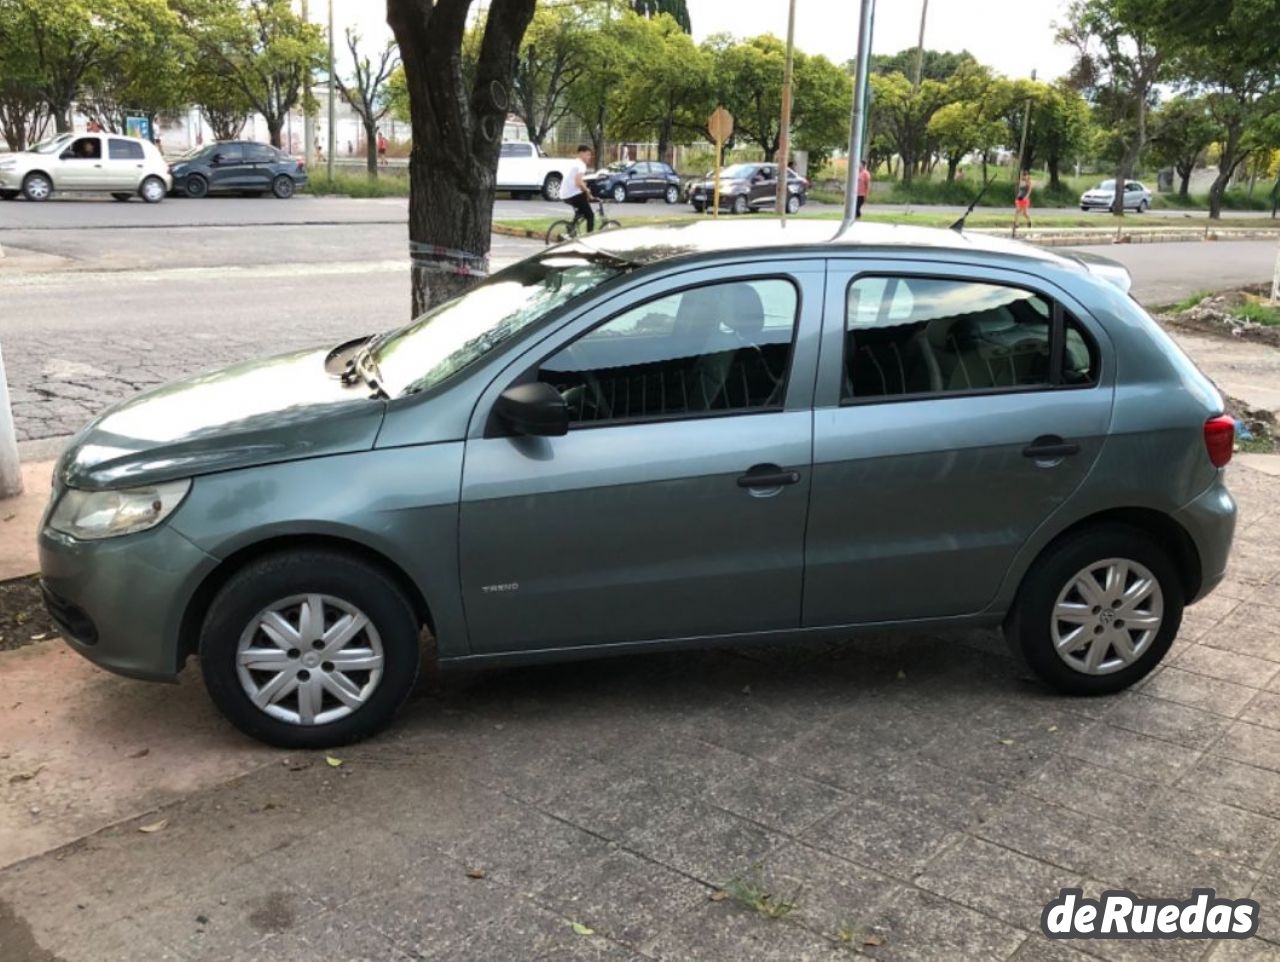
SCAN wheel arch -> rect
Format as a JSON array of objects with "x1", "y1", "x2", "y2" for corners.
[
  {"x1": 178, "y1": 533, "x2": 436, "y2": 666},
  {"x1": 22, "y1": 168, "x2": 53, "y2": 187},
  {"x1": 1003, "y1": 506, "x2": 1202, "y2": 627}
]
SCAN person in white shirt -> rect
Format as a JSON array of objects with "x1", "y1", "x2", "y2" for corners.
[{"x1": 559, "y1": 145, "x2": 595, "y2": 232}]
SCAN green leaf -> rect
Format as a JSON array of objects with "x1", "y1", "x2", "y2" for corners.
[{"x1": 571, "y1": 922, "x2": 594, "y2": 936}]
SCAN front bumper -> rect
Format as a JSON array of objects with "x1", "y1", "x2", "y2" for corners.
[
  {"x1": 39, "y1": 522, "x2": 218, "y2": 681},
  {"x1": 1172, "y1": 474, "x2": 1237, "y2": 604},
  {"x1": 0, "y1": 169, "x2": 19, "y2": 189}
]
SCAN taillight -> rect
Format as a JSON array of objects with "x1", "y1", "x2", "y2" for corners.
[{"x1": 1204, "y1": 414, "x2": 1236, "y2": 468}]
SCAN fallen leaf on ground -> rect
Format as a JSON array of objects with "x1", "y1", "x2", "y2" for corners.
[
  {"x1": 863, "y1": 933, "x2": 885, "y2": 946},
  {"x1": 325, "y1": 755, "x2": 343, "y2": 768},
  {"x1": 9, "y1": 765, "x2": 44, "y2": 783},
  {"x1": 571, "y1": 922, "x2": 594, "y2": 936},
  {"x1": 465, "y1": 868, "x2": 486, "y2": 879},
  {"x1": 29, "y1": 633, "x2": 47, "y2": 641},
  {"x1": 1047, "y1": 725, "x2": 1058, "y2": 733},
  {"x1": 998, "y1": 738, "x2": 1015, "y2": 746},
  {"x1": 138, "y1": 818, "x2": 168, "y2": 833},
  {"x1": 709, "y1": 890, "x2": 729, "y2": 902},
  {"x1": 128, "y1": 748, "x2": 150, "y2": 759}
]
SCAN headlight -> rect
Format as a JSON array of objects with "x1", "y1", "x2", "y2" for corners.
[{"x1": 48, "y1": 480, "x2": 191, "y2": 540}]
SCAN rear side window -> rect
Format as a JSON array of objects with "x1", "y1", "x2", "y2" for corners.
[
  {"x1": 842, "y1": 276, "x2": 1097, "y2": 401},
  {"x1": 108, "y1": 138, "x2": 145, "y2": 160},
  {"x1": 500, "y1": 143, "x2": 531, "y2": 158},
  {"x1": 245, "y1": 144, "x2": 277, "y2": 163}
]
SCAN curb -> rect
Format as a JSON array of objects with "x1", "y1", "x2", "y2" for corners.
[{"x1": 493, "y1": 224, "x2": 546, "y2": 241}]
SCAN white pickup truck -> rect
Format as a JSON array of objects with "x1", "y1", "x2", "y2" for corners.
[{"x1": 497, "y1": 141, "x2": 581, "y2": 201}]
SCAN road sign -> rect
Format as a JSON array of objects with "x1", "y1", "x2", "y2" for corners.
[{"x1": 707, "y1": 107, "x2": 734, "y2": 144}]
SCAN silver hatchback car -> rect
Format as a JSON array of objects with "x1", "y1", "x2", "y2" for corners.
[{"x1": 39, "y1": 222, "x2": 1237, "y2": 747}]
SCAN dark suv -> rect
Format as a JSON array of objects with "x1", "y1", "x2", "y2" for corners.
[
  {"x1": 169, "y1": 141, "x2": 308, "y2": 199},
  {"x1": 587, "y1": 161, "x2": 683, "y2": 204},
  {"x1": 689, "y1": 163, "x2": 809, "y2": 215}
]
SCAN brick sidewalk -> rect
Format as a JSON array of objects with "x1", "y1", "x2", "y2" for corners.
[{"x1": 2, "y1": 464, "x2": 1278, "y2": 961}]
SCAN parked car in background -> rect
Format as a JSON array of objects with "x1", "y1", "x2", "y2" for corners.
[
  {"x1": 1080, "y1": 179, "x2": 1152, "y2": 212},
  {"x1": 169, "y1": 141, "x2": 307, "y2": 199},
  {"x1": 587, "y1": 160, "x2": 682, "y2": 204},
  {"x1": 0, "y1": 133, "x2": 171, "y2": 202},
  {"x1": 688, "y1": 163, "x2": 809, "y2": 214},
  {"x1": 497, "y1": 141, "x2": 582, "y2": 201},
  {"x1": 40, "y1": 221, "x2": 1235, "y2": 747}
]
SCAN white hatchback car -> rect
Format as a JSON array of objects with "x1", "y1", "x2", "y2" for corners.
[{"x1": 0, "y1": 132, "x2": 173, "y2": 203}]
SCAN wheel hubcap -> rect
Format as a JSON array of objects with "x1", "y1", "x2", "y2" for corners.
[
  {"x1": 1051, "y1": 558, "x2": 1163, "y2": 675},
  {"x1": 236, "y1": 593, "x2": 384, "y2": 726},
  {"x1": 143, "y1": 181, "x2": 161, "y2": 200},
  {"x1": 28, "y1": 178, "x2": 48, "y2": 198}
]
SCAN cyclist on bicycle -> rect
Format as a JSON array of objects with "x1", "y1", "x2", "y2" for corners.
[{"x1": 560, "y1": 145, "x2": 595, "y2": 233}]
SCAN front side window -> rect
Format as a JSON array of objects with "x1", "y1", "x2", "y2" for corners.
[
  {"x1": 214, "y1": 145, "x2": 244, "y2": 164},
  {"x1": 538, "y1": 278, "x2": 798, "y2": 425},
  {"x1": 65, "y1": 137, "x2": 101, "y2": 160},
  {"x1": 843, "y1": 276, "x2": 1096, "y2": 400},
  {"x1": 108, "y1": 138, "x2": 145, "y2": 160}
]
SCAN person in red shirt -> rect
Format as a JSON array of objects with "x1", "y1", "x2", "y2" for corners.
[
  {"x1": 1014, "y1": 170, "x2": 1033, "y2": 229},
  {"x1": 377, "y1": 131, "x2": 388, "y2": 166},
  {"x1": 856, "y1": 160, "x2": 871, "y2": 218}
]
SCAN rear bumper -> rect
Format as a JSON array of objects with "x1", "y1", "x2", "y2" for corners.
[{"x1": 1172, "y1": 474, "x2": 1237, "y2": 604}]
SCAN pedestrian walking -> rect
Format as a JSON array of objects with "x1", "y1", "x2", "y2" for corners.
[
  {"x1": 856, "y1": 160, "x2": 871, "y2": 219},
  {"x1": 377, "y1": 131, "x2": 388, "y2": 166},
  {"x1": 1014, "y1": 170, "x2": 1033, "y2": 230},
  {"x1": 560, "y1": 144, "x2": 595, "y2": 233}
]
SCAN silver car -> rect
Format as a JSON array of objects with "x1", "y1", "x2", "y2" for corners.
[
  {"x1": 38, "y1": 222, "x2": 1237, "y2": 747},
  {"x1": 0, "y1": 132, "x2": 172, "y2": 203},
  {"x1": 1080, "y1": 179, "x2": 1153, "y2": 213}
]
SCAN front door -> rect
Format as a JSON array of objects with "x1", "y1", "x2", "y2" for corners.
[
  {"x1": 750, "y1": 165, "x2": 778, "y2": 209},
  {"x1": 209, "y1": 144, "x2": 248, "y2": 191},
  {"x1": 458, "y1": 266, "x2": 825, "y2": 654},
  {"x1": 55, "y1": 136, "x2": 108, "y2": 189},
  {"x1": 802, "y1": 260, "x2": 1115, "y2": 627}
]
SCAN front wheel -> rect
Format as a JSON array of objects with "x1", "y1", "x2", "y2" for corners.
[
  {"x1": 272, "y1": 175, "x2": 295, "y2": 199},
  {"x1": 545, "y1": 219, "x2": 576, "y2": 245},
  {"x1": 611, "y1": 184, "x2": 628, "y2": 203},
  {"x1": 665, "y1": 185, "x2": 679, "y2": 204},
  {"x1": 184, "y1": 174, "x2": 209, "y2": 199},
  {"x1": 199, "y1": 551, "x2": 422, "y2": 748},
  {"x1": 1006, "y1": 524, "x2": 1183, "y2": 696},
  {"x1": 786, "y1": 193, "x2": 802, "y2": 214},
  {"x1": 732, "y1": 195, "x2": 749, "y2": 215},
  {"x1": 21, "y1": 172, "x2": 51, "y2": 202},
  {"x1": 1136, "y1": 199, "x2": 1149, "y2": 213},
  {"x1": 542, "y1": 173, "x2": 563, "y2": 202},
  {"x1": 597, "y1": 217, "x2": 622, "y2": 232},
  {"x1": 139, "y1": 176, "x2": 166, "y2": 203}
]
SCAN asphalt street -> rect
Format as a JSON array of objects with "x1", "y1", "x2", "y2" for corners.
[{"x1": 2, "y1": 194, "x2": 1279, "y2": 443}]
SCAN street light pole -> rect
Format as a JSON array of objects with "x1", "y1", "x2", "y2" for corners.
[
  {"x1": 776, "y1": 0, "x2": 798, "y2": 226},
  {"x1": 302, "y1": 0, "x2": 314, "y2": 167},
  {"x1": 911, "y1": 0, "x2": 928, "y2": 91},
  {"x1": 1012, "y1": 68, "x2": 1036, "y2": 237},
  {"x1": 840, "y1": 0, "x2": 875, "y2": 231},
  {"x1": 326, "y1": 0, "x2": 335, "y2": 180}
]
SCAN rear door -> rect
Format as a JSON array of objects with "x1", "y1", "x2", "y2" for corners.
[
  {"x1": 802, "y1": 257, "x2": 1114, "y2": 627},
  {"x1": 244, "y1": 143, "x2": 279, "y2": 190},
  {"x1": 106, "y1": 138, "x2": 147, "y2": 189}
]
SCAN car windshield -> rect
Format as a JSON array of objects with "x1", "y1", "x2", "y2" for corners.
[
  {"x1": 1096, "y1": 180, "x2": 1116, "y2": 190},
  {"x1": 175, "y1": 145, "x2": 209, "y2": 161},
  {"x1": 604, "y1": 162, "x2": 630, "y2": 173},
  {"x1": 371, "y1": 253, "x2": 628, "y2": 397},
  {"x1": 29, "y1": 134, "x2": 73, "y2": 154},
  {"x1": 720, "y1": 164, "x2": 757, "y2": 180}
]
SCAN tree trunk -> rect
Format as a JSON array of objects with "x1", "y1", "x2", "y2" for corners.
[
  {"x1": 266, "y1": 117, "x2": 283, "y2": 149},
  {"x1": 365, "y1": 119, "x2": 378, "y2": 176},
  {"x1": 1047, "y1": 157, "x2": 1062, "y2": 190},
  {"x1": 1208, "y1": 129, "x2": 1245, "y2": 220},
  {"x1": 53, "y1": 109, "x2": 70, "y2": 134},
  {"x1": 388, "y1": 0, "x2": 536, "y2": 317},
  {"x1": 1177, "y1": 165, "x2": 1191, "y2": 200},
  {"x1": 946, "y1": 156, "x2": 958, "y2": 182}
]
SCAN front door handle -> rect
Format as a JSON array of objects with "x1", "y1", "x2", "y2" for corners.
[
  {"x1": 737, "y1": 464, "x2": 801, "y2": 489},
  {"x1": 1023, "y1": 435, "x2": 1081, "y2": 460}
]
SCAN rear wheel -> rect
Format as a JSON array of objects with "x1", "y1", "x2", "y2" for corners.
[
  {"x1": 1006, "y1": 524, "x2": 1183, "y2": 695},
  {"x1": 691, "y1": 202, "x2": 705, "y2": 213},
  {"x1": 140, "y1": 176, "x2": 166, "y2": 203},
  {"x1": 21, "y1": 172, "x2": 51, "y2": 202},
  {"x1": 272, "y1": 175, "x2": 295, "y2": 199},
  {"x1": 545, "y1": 219, "x2": 576, "y2": 245},
  {"x1": 542, "y1": 173, "x2": 563, "y2": 202},
  {"x1": 199, "y1": 550, "x2": 422, "y2": 748}
]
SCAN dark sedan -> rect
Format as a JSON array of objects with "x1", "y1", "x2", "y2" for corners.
[
  {"x1": 689, "y1": 163, "x2": 809, "y2": 215},
  {"x1": 169, "y1": 141, "x2": 308, "y2": 199},
  {"x1": 587, "y1": 161, "x2": 682, "y2": 204}
]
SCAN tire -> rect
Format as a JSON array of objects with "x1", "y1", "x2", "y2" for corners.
[
  {"x1": 199, "y1": 550, "x2": 422, "y2": 748},
  {"x1": 691, "y1": 202, "x2": 705, "y2": 213},
  {"x1": 732, "y1": 194, "x2": 749, "y2": 215},
  {"x1": 545, "y1": 219, "x2": 576, "y2": 245},
  {"x1": 21, "y1": 172, "x2": 51, "y2": 202},
  {"x1": 786, "y1": 193, "x2": 801, "y2": 214},
  {"x1": 140, "y1": 176, "x2": 166, "y2": 203},
  {"x1": 598, "y1": 218, "x2": 622, "y2": 232},
  {"x1": 0, "y1": 189, "x2": 17, "y2": 200},
  {"x1": 1006, "y1": 524, "x2": 1183, "y2": 696},
  {"x1": 1137, "y1": 199, "x2": 1149, "y2": 213},
  {"x1": 611, "y1": 184, "x2": 628, "y2": 203},
  {"x1": 665, "y1": 185, "x2": 679, "y2": 204},
  {"x1": 542, "y1": 173, "x2": 563, "y2": 202},
  {"x1": 184, "y1": 174, "x2": 209, "y2": 199},
  {"x1": 111, "y1": 192, "x2": 132, "y2": 202},
  {"x1": 272, "y1": 175, "x2": 295, "y2": 199}
]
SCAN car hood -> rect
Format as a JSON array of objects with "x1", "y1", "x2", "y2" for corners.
[
  {"x1": 1083, "y1": 189, "x2": 1116, "y2": 197},
  {"x1": 58, "y1": 346, "x2": 387, "y2": 490}
]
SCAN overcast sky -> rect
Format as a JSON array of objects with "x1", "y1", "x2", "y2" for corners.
[{"x1": 328, "y1": 0, "x2": 1075, "y2": 81}]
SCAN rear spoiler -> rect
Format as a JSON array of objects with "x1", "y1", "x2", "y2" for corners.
[{"x1": 1063, "y1": 250, "x2": 1132, "y2": 295}]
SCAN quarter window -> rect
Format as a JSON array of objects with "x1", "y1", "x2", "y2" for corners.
[
  {"x1": 842, "y1": 276, "x2": 1096, "y2": 400},
  {"x1": 108, "y1": 138, "x2": 145, "y2": 160},
  {"x1": 539, "y1": 278, "x2": 799, "y2": 425}
]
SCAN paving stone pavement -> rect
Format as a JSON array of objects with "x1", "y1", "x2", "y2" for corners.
[{"x1": 1, "y1": 461, "x2": 1279, "y2": 961}]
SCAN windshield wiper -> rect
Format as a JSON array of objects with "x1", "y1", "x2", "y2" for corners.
[{"x1": 341, "y1": 344, "x2": 389, "y2": 399}]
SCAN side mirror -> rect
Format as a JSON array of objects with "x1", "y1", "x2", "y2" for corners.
[
  {"x1": 495, "y1": 382, "x2": 568, "y2": 437},
  {"x1": 212, "y1": 153, "x2": 224, "y2": 165}
]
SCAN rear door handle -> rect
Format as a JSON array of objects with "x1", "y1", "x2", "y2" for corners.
[
  {"x1": 1023, "y1": 436, "x2": 1080, "y2": 460},
  {"x1": 737, "y1": 465, "x2": 801, "y2": 489}
]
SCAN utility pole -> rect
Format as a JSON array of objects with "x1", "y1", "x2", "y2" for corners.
[
  {"x1": 1012, "y1": 68, "x2": 1036, "y2": 236},
  {"x1": 841, "y1": 0, "x2": 875, "y2": 230},
  {"x1": 302, "y1": 0, "x2": 314, "y2": 168},
  {"x1": 911, "y1": 0, "x2": 928, "y2": 90},
  {"x1": 326, "y1": 0, "x2": 335, "y2": 180},
  {"x1": 776, "y1": 0, "x2": 798, "y2": 225},
  {"x1": 0, "y1": 344, "x2": 22, "y2": 499}
]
